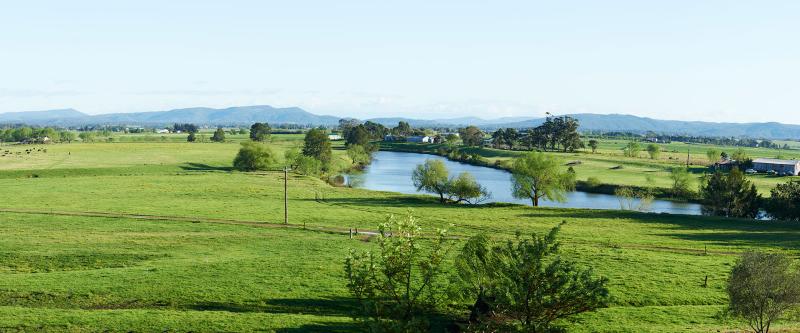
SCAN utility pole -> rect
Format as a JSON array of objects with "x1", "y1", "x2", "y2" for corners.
[
  {"x1": 284, "y1": 167, "x2": 288, "y2": 225},
  {"x1": 686, "y1": 149, "x2": 690, "y2": 167}
]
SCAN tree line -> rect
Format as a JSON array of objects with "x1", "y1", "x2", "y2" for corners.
[
  {"x1": 487, "y1": 116, "x2": 583, "y2": 152},
  {"x1": 591, "y1": 131, "x2": 793, "y2": 150},
  {"x1": 1, "y1": 126, "x2": 79, "y2": 143}
]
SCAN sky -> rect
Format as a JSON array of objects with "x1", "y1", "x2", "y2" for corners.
[{"x1": 1, "y1": 1, "x2": 799, "y2": 123}]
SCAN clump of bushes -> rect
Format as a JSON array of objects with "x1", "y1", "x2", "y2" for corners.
[{"x1": 344, "y1": 215, "x2": 610, "y2": 332}]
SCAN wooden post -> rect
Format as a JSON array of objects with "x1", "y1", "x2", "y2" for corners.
[
  {"x1": 686, "y1": 149, "x2": 690, "y2": 167},
  {"x1": 284, "y1": 167, "x2": 288, "y2": 225},
  {"x1": 349, "y1": 228, "x2": 353, "y2": 239}
]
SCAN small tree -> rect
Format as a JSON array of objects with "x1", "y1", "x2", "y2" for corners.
[
  {"x1": 250, "y1": 122, "x2": 271, "y2": 141},
  {"x1": 345, "y1": 213, "x2": 450, "y2": 332},
  {"x1": 728, "y1": 251, "x2": 800, "y2": 333},
  {"x1": 232, "y1": 142, "x2": 278, "y2": 171},
  {"x1": 59, "y1": 131, "x2": 76, "y2": 143},
  {"x1": 448, "y1": 172, "x2": 490, "y2": 204},
  {"x1": 622, "y1": 141, "x2": 641, "y2": 158},
  {"x1": 615, "y1": 186, "x2": 654, "y2": 211},
  {"x1": 78, "y1": 132, "x2": 94, "y2": 143},
  {"x1": 187, "y1": 132, "x2": 197, "y2": 142},
  {"x1": 454, "y1": 223, "x2": 610, "y2": 332},
  {"x1": 700, "y1": 169, "x2": 760, "y2": 218},
  {"x1": 646, "y1": 143, "x2": 660, "y2": 159},
  {"x1": 669, "y1": 167, "x2": 693, "y2": 198},
  {"x1": 284, "y1": 147, "x2": 302, "y2": 169},
  {"x1": 587, "y1": 139, "x2": 599, "y2": 153},
  {"x1": 706, "y1": 149, "x2": 721, "y2": 163},
  {"x1": 294, "y1": 155, "x2": 322, "y2": 176},
  {"x1": 765, "y1": 181, "x2": 800, "y2": 221},
  {"x1": 347, "y1": 144, "x2": 372, "y2": 166},
  {"x1": 411, "y1": 159, "x2": 450, "y2": 203},
  {"x1": 211, "y1": 127, "x2": 226, "y2": 142},
  {"x1": 510, "y1": 152, "x2": 575, "y2": 206}
]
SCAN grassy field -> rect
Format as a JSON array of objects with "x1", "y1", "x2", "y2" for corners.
[
  {"x1": 1, "y1": 135, "x2": 800, "y2": 332},
  {"x1": 381, "y1": 139, "x2": 800, "y2": 196}
]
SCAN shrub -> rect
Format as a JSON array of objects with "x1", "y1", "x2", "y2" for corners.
[
  {"x1": 454, "y1": 223, "x2": 610, "y2": 332},
  {"x1": 344, "y1": 213, "x2": 449, "y2": 331},
  {"x1": 294, "y1": 155, "x2": 322, "y2": 176},
  {"x1": 586, "y1": 176, "x2": 602, "y2": 188},
  {"x1": 232, "y1": 142, "x2": 278, "y2": 171}
]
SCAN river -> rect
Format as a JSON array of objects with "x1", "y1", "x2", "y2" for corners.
[{"x1": 346, "y1": 151, "x2": 703, "y2": 215}]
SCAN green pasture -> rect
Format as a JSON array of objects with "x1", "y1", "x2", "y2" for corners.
[{"x1": 0, "y1": 135, "x2": 799, "y2": 331}]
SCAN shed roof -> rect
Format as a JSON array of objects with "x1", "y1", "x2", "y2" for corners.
[{"x1": 753, "y1": 158, "x2": 800, "y2": 165}]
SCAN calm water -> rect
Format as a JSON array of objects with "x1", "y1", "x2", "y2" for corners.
[{"x1": 346, "y1": 151, "x2": 703, "y2": 215}]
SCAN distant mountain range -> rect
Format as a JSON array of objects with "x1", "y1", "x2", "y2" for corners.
[{"x1": 2, "y1": 105, "x2": 799, "y2": 139}]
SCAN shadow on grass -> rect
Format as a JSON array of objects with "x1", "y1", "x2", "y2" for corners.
[
  {"x1": 188, "y1": 296, "x2": 357, "y2": 317},
  {"x1": 520, "y1": 209, "x2": 800, "y2": 249},
  {"x1": 179, "y1": 163, "x2": 234, "y2": 172},
  {"x1": 276, "y1": 321, "x2": 358, "y2": 333},
  {"x1": 307, "y1": 195, "x2": 521, "y2": 210}
]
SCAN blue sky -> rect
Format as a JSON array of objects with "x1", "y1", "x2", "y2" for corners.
[{"x1": 1, "y1": 1, "x2": 799, "y2": 123}]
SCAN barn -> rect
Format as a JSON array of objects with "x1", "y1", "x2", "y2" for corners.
[{"x1": 752, "y1": 158, "x2": 800, "y2": 176}]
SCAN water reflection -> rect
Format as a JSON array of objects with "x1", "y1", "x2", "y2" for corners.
[{"x1": 346, "y1": 151, "x2": 703, "y2": 215}]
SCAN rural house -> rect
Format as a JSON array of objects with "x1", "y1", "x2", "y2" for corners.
[{"x1": 752, "y1": 158, "x2": 800, "y2": 176}]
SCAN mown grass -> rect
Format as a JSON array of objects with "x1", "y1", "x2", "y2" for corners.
[{"x1": 1, "y1": 136, "x2": 799, "y2": 332}]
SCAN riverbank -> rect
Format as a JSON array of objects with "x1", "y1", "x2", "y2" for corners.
[
  {"x1": 378, "y1": 142, "x2": 703, "y2": 204},
  {"x1": 349, "y1": 150, "x2": 704, "y2": 214}
]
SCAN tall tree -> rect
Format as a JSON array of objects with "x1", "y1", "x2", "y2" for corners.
[
  {"x1": 700, "y1": 169, "x2": 760, "y2": 218},
  {"x1": 249, "y1": 122, "x2": 272, "y2": 141},
  {"x1": 302, "y1": 129, "x2": 332, "y2": 168},
  {"x1": 459, "y1": 126, "x2": 484, "y2": 147},
  {"x1": 510, "y1": 152, "x2": 576, "y2": 206},
  {"x1": 392, "y1": 121, "x2": 413, "y2": 136},
  {"x1": 345, "y1": 124, "x2": 370, "y2": 146}
]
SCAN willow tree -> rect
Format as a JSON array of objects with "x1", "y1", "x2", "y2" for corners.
[
  {"x1": 510, "y1": 152, "x2": 575, "y2": 207},
  {"x1": 411, "y1": 159, "x2": 450, "y2": 203}
]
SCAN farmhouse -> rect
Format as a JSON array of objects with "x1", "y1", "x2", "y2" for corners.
[
  {"x1": 327, "y1": 134, "x2": 343, "y2": 141},
  {"x1": 752, "y1": 158, "x2": 800, "y2": 176},
  {"x1": 406, "y1": 136, "x2": 431, "y2": 143}
]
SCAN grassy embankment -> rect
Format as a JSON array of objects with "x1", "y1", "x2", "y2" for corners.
[{"x1": 1, "y1": 135, "x2": 799, "y2": 332}]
